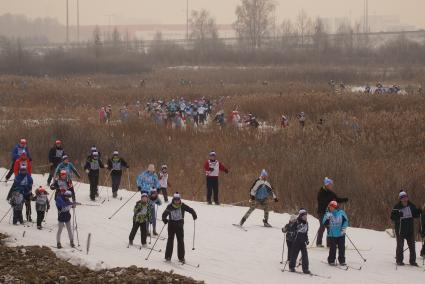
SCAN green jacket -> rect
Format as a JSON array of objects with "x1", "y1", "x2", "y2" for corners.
[{"x1": 133, "y1": 201, "x2": 152, "y2": 223}]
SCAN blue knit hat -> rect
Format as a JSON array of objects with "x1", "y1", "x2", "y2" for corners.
[
  {"x1": 260, "y1": 169, "x2": 268, "y2": 178},
  {"x1": 324, "y1": 177, "x2": 333, "y2": 186}
]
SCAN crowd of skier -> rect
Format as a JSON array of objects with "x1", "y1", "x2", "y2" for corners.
[{"x1": 1, "y1": 138, "x2": 425, "y2": 274}]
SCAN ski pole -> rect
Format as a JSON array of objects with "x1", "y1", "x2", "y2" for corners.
[
  {"x1": 104, "y1": 171, "x2": 110, "y2": 202},
  {"x1": 0, "y1": 170, "x2": 7, "y2": 182},
  {"x1": 86, "y1": 233, "x2": 92, "y2": 255},
  {"x1": 346, "y1": 234, "x2": 367, "y2": 262},
  {"x1": 145, "y1": 222, "x2": 166, "y2": 261},
  {"x1": 108, "y1": 191, "x2": 138, "y2": 219},
  {"x1": 0, "y1": 207, "x2": 12, "y2": 223},
  {"x1": 148, "y1": 223, "x2": 152, "y2": 244},
  {"x1": 309, "y1": 229, "x2": 319, "y2": 248},
  {"x1": 73, "y1": 207, "x2": 80, "y2": 246},
  {"x1": 192, "y1": 220, "x2": 196, "y2": 250},
  {"x1": 280, "y1": 234, "x2": 286, "y2": 264}
]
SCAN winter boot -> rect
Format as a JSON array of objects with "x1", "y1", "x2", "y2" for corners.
[
  {"x1": 263, "y1": 219, "x2": 272, "y2": 227},
  {"x1": 396, "y1": 262, "x2": 405, "y2": 266},
  {"x1": 179, "y1": 258, "x2": 185, "y2": 264},
  {"x1": 165, "y1": 257, "x2": 171, "y2": 262},
  {"x1": 303, "y1": 270, "x2": 311, "y2": 274},
  {"x1": 113, "y1": 192, "x2": 117, "y2": 198},
  {"x1": 153, "y1": 230, "x2": 158, "y2": 236},
  {"x1": 410, "y1": 262, "x2": 419, "y2": 267},
  {"x1": 70, "y1": 241, "x2": 75, "y2": 248},
  {"x1": 239, "y1": 217, "x2": 246, "y2": 226},
  {"x1": 57, "y1": 243, "x2": 62, "y2": 249},
  {"x1": 37, "y1": 226, "x2": 42, "y2": 230},
  {"x1": 289, "y1": 268, "x2": 296, "y2": 273},
  {"x1": 129, "y1": 240, "x2": 133, "y2": 246}
]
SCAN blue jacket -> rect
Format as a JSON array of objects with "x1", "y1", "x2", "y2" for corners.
[
  {"x1": 136, "y1": 171, "x2": 160, "y2": 193},
  {"x1": 249, "y1": 178, "x2": 276, "y2": 201},
  {"x1": 322, "y1": 209, "x2": 349, "y2": 238},
  {"x1": 55, "y1": 195, "x2": 73, "y2": 222},
  {"x1": 55, "y1": 162, "x2": 81, "y2": 179},
  {"x1": 12, "y1": 173, "x2": 33, "y2": 197},
  {"x1": 12, "y1": 144, "x2": 31, "y2": 161}
]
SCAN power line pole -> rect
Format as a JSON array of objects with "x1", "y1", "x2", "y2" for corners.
[
  {"x1": 66, "y1": 0, "x2": 69, "y2": 42},
  {"x1": 77, "y1": 0, "x2": 80, "y2": 42}
]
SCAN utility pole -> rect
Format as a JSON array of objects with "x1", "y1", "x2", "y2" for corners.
[
  {"x1": 77, "y1": 0, "x2": 80, "y2": 42},
  {"x1": 186, "y1": 0, "x2": 189, "y2": 40},
  {"x1": 66, "y1": 0, "x2": 69, "y2": 43}
]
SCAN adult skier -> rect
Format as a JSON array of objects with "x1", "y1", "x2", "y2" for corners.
[
  {"x1": 50, "y1": 170, "x2": 75, "y2": 201},
  {"x1": 239, "y1": 169, "x2": 278, "y2": 227},
  {"x1": 204, "y1": 151, "x2": 229, "y2": 205},
  {"x1": 84, "y1": 152, "x2": 105, "y2": 201},
  {"x1": 13, "y1": 152, "x2": 32, "y2": 177},
  {"x1": 391, "y1": 191, "x2": 422, "y2": 266},
  {"x1": 323, "y1": 201, "x2": 349, "y2": 266},
  {"x1": 289, "y1": 209, "x2": 310, "y2": 274},
  {"x1": 5, "y1": 139, "x2": 31, "y2": 181},
  {"x1": 47, "y1": 140, "x2": 65, "y2": 185},
  {"x1": 107, "y1": 151, "x2": 129, "y2": 198},
  {"x1": 7, "y1": 165, "x2": 33, "y2": 222},
  {"x1": 136, "y1": 164, "x2": 160, "y2": 194},
  {"x1": 129, "y1": 193, "x2": 152, "y2": 247},
  {"x1": 158, "y1": 165, "x2": 171, "y2": 202},
  {"x1": 316, "y1": 177, "x2": 348, "y2": 247},
  {"x1": 55, "y1": 190, "x2": 75, "y2": 249},
  {"x1": 162, "y1": 193, "x2": 197, "y2": 263}
]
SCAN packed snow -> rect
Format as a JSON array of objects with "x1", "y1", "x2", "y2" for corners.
[{"x1": 0, "y1": 168, "x2": 423, "y2": 284}]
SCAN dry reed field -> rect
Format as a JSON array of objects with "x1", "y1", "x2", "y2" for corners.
[{"x1": 0, "y1": 66, "x2": 424, "y2": 231}]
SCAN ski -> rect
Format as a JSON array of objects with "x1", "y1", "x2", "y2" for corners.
[
  {"x1": 321, "y1": 261, "x2": 349, "y2": 271},
  {"x1": 232, "y1": 224, "x2": 248, "y2": 231},
  {"x1": 347, "y1": 264, "x2": 363, "y2": 271},
  {"x1": 127, "y1": 244, "x2": 161, "y2": 252},
  {"x1": 181, "y1": 261, "x2": 200, "y2": 268},
  {"x1": 50, "y1": 245, "x2": 82, "y2": 252},
  {"x1": 281, "y1": 268, "x2": 331, "y2": 279},
  {"x1": 311, "y1": 246, "x2": 371, "y2": 252}
]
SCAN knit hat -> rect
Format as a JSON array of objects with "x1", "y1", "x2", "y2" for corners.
[
  {"x1": 113, "y1": 151, "x2": 119, "y2": 156},
  {"x1": 209, "y1": 151, "x2": 216, "y2": 157},
  {"x1": 55, "y1": 140, "x2": 62, "y2": 145},
  {"x1": 37, "y1": 187, "x2": 46, "y2": 194},
  {"x1": 161, "y1": 164, "x2": 168, "y2": 170},
  {"x1": 173, "y1": 192, "x2": 181, "y2": 200},
  {"x1": 62, "y1": 155, "x2": 69, "y2": 161},
  {"x1": 324, "y1": 177, "x2": 334, "y2": 186},
  {"x1": 91, "y1": 146, "x2": 97, "y2": 152},
  {"x1": 141, "y1": 193, "x2": 148, "y2": 198},
  {"x1": 260, "y1": 169, "x2": 268, "y2": 178},
  {"x1": 93, "y1": 152, "x2": 99, "y2": 156},
  {"x1": 328, "y1": 201, "x2": 338, "y2": 209},
  {"x1": 298, "y1": 208, "x2": 307, "y2": 217},
  {"x1": 399, "y1": 191, "x2": 408, "y2": 200}
]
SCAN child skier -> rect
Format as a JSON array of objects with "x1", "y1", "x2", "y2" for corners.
[
  {"x1": 55, "y1": 190, "x2": 75, "y2": 249},
  {"x1": 107, "y1": 151, "x2": 129, "y2": 198},
  {"x1": 13, "y1": 152, "x2": 32, "y2": 177},
  {"x1": 148, "y1": 188, "x2": 162, "y2": 236},
  {"x1": 323, "y1": 201, "x2": 349, "y2": 266},
  {"x1": 162, "y1": 193, "x2": 197, "y2": 263},
  {"x1": 282, "y1": 215, "x2": 297, "y2": 261},
  {"x1": 84, "y1": 151, "x2": 105, "y2": 201},
  {"x1": 288, "y1": 209, "x2": 310, "y2": 274},
  {"x1": 158, "y1": 165, "x2": 171, "y2": 202},
  {"x1": 9, "y1": 187, "x2": 25, "y2": 225},
  {"x1": 7, "y1": 165, "x2": 33, "y2": 222},
  {"x1": 33, "y1": 186, "x2": 50, "y2": 229},
  {"x1": 51, "y1": 170, "x2": 75, "y2": 202},
  {"x1": 129, "y1": 193, "x2": 152, "y2": 247},
  {"x1": 239, "y1": 169, "x2": 278, "y2": 227}
]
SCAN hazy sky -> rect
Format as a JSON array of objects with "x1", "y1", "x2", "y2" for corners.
[{"x1": 1, "y1": 0, "x2": 424, "y2": 28}]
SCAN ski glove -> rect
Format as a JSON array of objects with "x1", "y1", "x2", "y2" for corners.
[
  {"x1": 274, "y1": 198, "x2": 279, "y2": 202},
  {"x1": 85, "y1": 169, "x2": 89, "y2": 174},
  {"x1": 306, "y1": 240, "x2": 309, "y2": 245},
  {"x1": 163, "y1": 219, "x2": 168, "y2": 224},
  {"x1": 341, "y1": 228, "x2": 346, "y2": 235},
  {"x1": 224, "y1": 169, "x2": 229, "y2": 174}
]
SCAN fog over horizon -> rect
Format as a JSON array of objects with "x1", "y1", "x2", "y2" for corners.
[{"x1": 1, "y1": 0, "x2": 424, "y2": 29}]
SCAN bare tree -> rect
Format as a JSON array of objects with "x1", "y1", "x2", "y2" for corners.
[
  {"x1": 190, "y1": 9, "x2": 221, "y2": 52},
  {"x1": 296, "y1": 9, "x2": 313, "y2": 48},
  {"x1": 280, "y1": 19, "x2": 298, "y2": 48},
  {"x1": 233, "y1": 0, "x2": 276, "y2": 50},
  {"x1": 312, "y1": 17, "x2": 328, "y2": 52}
]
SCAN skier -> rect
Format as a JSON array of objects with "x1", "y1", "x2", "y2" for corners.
[
  {"x1": 7, "y1": 165, "x2": 33, "y2": 222},
  {"x1": 5, "y1": 138, "x2": 31, "y2": 182},
  {"x1": 297, "y1": 112, "x2": 306, "y2": 128},
  {"x1": 84, "y1": 151, "x2": 105, "y2": 201},
  {"x1": 33, "y1": 186, "x2": 50, "y2": 230},
  {"x1": 289, "y1": 209, "x2": 310, "y2": 274},
  {"x1": 281, "y1": 115, "x2": 289, "y2": 128},
  {"x1": 204, "y1": 151, "x2": 229, "y2": 205},
  {"x1": 316, "y1": 177, "x2": 348, "y2": 247},
  {"x1": 390, "y1": 191, "x2": 422, "y2": 266},
  {"x1": 50, "y1": 170, "x2": 75, "y2": 201},
  {"x1": 54, "y1": 155, "x2": 81, "y2": 181},
  {"x1": 158, "y1": 165, "x2": 171, "y2": 202},
  {"x1": 47, "y1": 140, "x2": 65, "y2": 185},
  {"x1": 323, "y1": 201, "x2": 349, "y2": 266},
  {"x1": 162, "y1": 193, "x2": 197, "y2": 263},
  {"x1": 13, "y1": 152, "x2": 32, "y2": 177},
  {"x1": 136, "y1": 164, "x2": 160, "y2": 194},
  {"x1": 148, "y1": 188, "x2": 162, "y2": 235},
  {"x1": 239, "y1": 169, "x2": 278, "y2": 227},
  {"x1": 129, "y1": 193, "x2": 152, "y2": 247},
  {"x1": 55, "y1": 190, "x2": 75, "y2": 249},
  {"x1": 282, "y1": 215, "x2": 297, "y2": 262},
  {"x1": 107, "y1": 151, "x2": 129, "y2": 198}
]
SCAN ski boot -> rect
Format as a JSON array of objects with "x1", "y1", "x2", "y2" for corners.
[
  {"x1": 179, "y1": 258, "x2": 185, "y2": 264},
  {"x1": 57, "y1": 243, "x2": 62, "y2": 249},
  {"x1": 153, "y1": 230, "x2": 158, "y2": 236},
  {"x1": 303, "y1": 270, "x2": 311, "y2": 275},
  {"x1": 263, "y1": 219, "x2": 272, "y2": 227},
  {"x1": 289, "y1": 268, "x2": 296, "y2": 272},
  {"x1": 129, "y1": 240, "x2": 133, "y2": 246},
  {"x1": 70, "y1": 241, "x2": 75, "y2": 248},
  {"x1": 239, "y1": 217, "x2": 246, "y2": 226}
]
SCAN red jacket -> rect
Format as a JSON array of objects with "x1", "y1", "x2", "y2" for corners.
[
  {"x1": 13, "y1": 158, "x2": 32, "y2": 176},
  {"x1": 204, "y1": 160, "x2": 228, "y2": 178}
]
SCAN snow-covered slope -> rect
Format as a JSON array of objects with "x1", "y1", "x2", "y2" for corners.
[{"x1": 0, "y1": 168, "x2": 423, "y2": 284}]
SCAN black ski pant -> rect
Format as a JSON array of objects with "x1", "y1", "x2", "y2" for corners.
[
  {"x1": 159, "y1": 187, "x2": 168, "y2": 202},
  {"x1": 286, "y1": 240, "x2": 293, "y2": 261},
  {"x1": 206, "y1": 177, "x2": 219, "y2": 204},
  {"x1": 289, "y1": 241, "x2": 309, "y2": 272},
  {"x1": 165, "y1": 222, "x2": 185, "y2": 260},
  {"x1": 36, "y1": 211, "x2": 45, "y2": 227},
  {"x1": 24, "y1": 196, "x2": 32, "y2": 221},
  {"x1": 129, "y1": 221, "x2": 148, "y2": 245},
  {"x1": 5, "y1": 161, "x2": 15, "y2": 180},
  {"x1": 88, "y1": 174, "x2": 99, "y2": 200},
  {"x1": 47, "y1": 163, "x2": 59, "y2": 185},
  {"x1": 328, "y1": 236, "x2": 346, "y2": 264},
  {"x1": 316, "y1": 213, "x2": 330, "y2": 246},
  {"x1": 13, "y1": 209, "x2": 23, "y2": 224},
  {"x1": 111, "y1": 174, "x2": 122, "y2": 194},
  {"x1": 396, "y1": 234, "x2": 416, "y2": 264}
]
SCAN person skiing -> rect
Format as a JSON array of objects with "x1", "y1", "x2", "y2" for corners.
[
  {"x1": 148, "y1": 188, "x2": 162, "y2": 236},
  {"x1": 54, "y1": 155, "x2": 81, "y2": 181},
  {"x1": 282, "y1": 215, "x2": 297, "y2": 262},
  {"x1": 136, "y1": 164, "x2": 160, "y2": 194},
  {"x1": 239, "y1": 169, "x2": 278, "y2": 227},
  {"x1": 50, "y1": 170, "x2": 75, "y2": 201},
  {"x1": 316, "y1": 177, "x2": 348, "y2": 247},
  {"x1": 13, "y1": 152, "x2": 32, "y2": 177},
  {"x1": 107, "y1": 151, "x2": 129, "y2": 198},
  {"x1": 33, "y1": 186, "x2": 50, "y2": 230},
  {"x1": 297, "y1": 112, "x2": 306, "y2": 128},
  {"x1": 323, "y1": 201, "x2": 349, "y2": 266},
  {"x1": 391, "y1": 191, "x2": 422, "y2": 266},
  {"x1": 129, "y1": 193, "x2": 152, "y2": 247},
  {"x1": 47, "y1": 140, "x2": 65, "y2": 185},
  {"x1": 55, "y1": 190, "x2": 75, "y2": 249},
  {"x1": 204, "y1": 151, "x2": 229, "y2": 205},
  {"x1": 162, "y1": 193, "x2": 197, "y2": 263},
  {"x1": 84, "y1": 151, "x2": 105, "y2": 201},
  {"x1": 7, "y1": 165, "x2": 33, "y2": 222},
  {"x1": 281, "y1": 115, "x2": 289, "y2": 128},
  {"x1": 289, "y1": 209, "x2": 310, "y2": 274},
  {"x1": 158, "y1": 165, "x2": 171, "y2": 202},
  {"x1": 5, "y1": 138, "x2": 32, "y2": 181}
]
